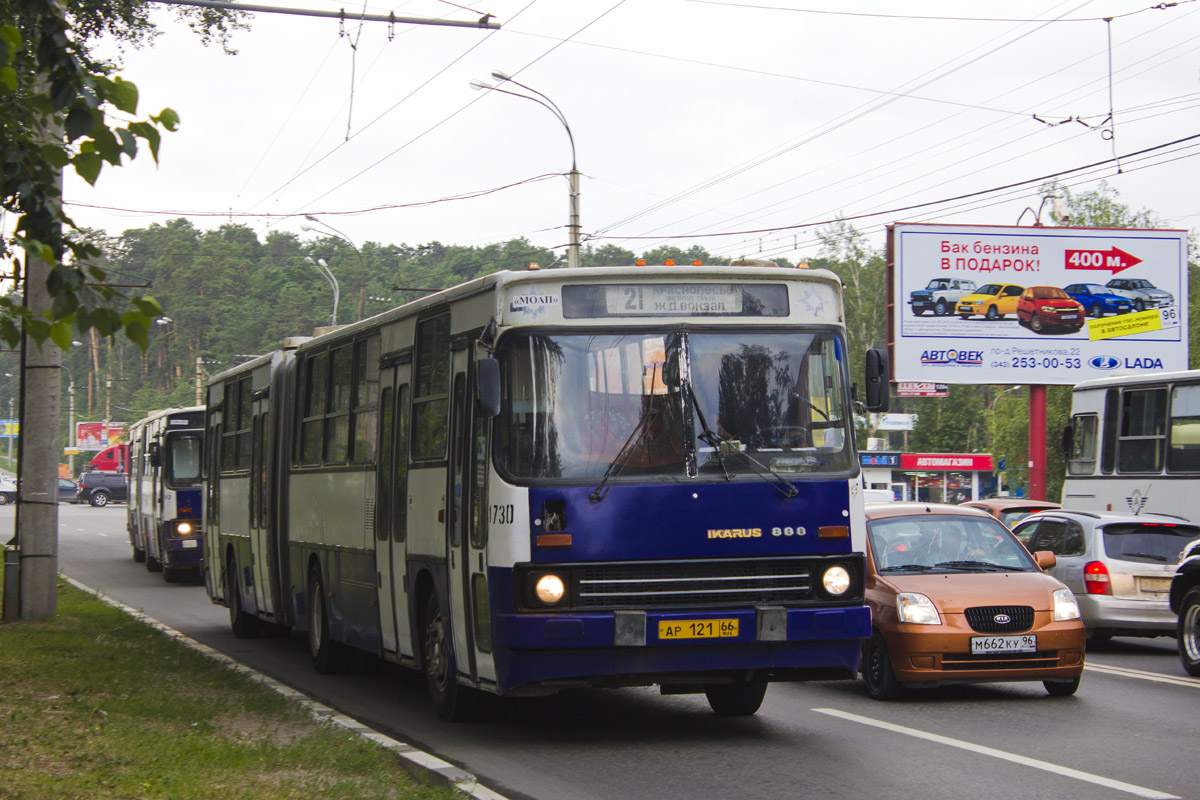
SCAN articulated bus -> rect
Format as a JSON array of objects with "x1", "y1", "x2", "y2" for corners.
[
  {"x1": 127, "y1": 406, "x2": 206, "y2": 582},
  {"x1": 1063, "y1": 369, "x2": 1200, "y2": 519},
  {"x1": 203, "y1": 264, "x2": 887, "y2": 719}
]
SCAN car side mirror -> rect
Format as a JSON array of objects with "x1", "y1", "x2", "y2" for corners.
[
  {"x1": 1034, "y1": 550, "x2": 1057, "y2": 570},
  {"x1": 1060, "y1": 425, "x2": 1073, "y2": 460}
]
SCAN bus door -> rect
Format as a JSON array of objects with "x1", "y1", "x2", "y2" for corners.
[
  {"x1": 447, "y1": 352, "x2": 492, "y2": 684},
  {"x1": 203, "y1": 403, "x2": 223, "y2": 600},
  {"x1": 249, "y1": 392, "x2": 276, "y2": 617},
  {"x1": 376, "y1": 362, "x2": 414, "y2": 660}
]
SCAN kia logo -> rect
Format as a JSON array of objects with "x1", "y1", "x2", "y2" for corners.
[
  {"x1": 1089, "y1": 355, "x2": 1120, "y2": 370},
  {"x1": 994, "y1": 614, "x2": 1011, "y2": 624}
]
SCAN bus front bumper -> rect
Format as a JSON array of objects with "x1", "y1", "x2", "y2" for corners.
[{"x1": 491, "y1": 605, "x2": 871, "y2": 693}]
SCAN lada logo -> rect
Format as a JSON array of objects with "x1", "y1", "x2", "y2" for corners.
[
  {"x1": 993, "y1": 614, "x2": 1011, "y2": 624},
  {"x1": 1089, "y1": 355, "x2": 1120, "y2": 370}
]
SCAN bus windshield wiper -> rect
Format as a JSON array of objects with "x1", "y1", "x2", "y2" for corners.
[
  {"x1": 879, "y1": 564, "x2": 934, "y2": 572},
  {"x1": 686, "y1": 378, "x2": 795, "y2": 499},
  {"x1": 589, "y1": 407, "x2": 658, "y2": 503}
]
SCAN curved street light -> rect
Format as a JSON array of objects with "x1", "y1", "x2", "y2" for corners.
[
  {"x1": 302, "y1": 217, "x2": 367, "y2": 320},
  {"x1": 305, "y1": 256, "x2": 340, "y2": 326},
  {"x1": 471, "y1": 72, "x2": 581, "y2": 268}
]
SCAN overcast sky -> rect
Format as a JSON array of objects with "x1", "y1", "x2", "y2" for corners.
[{"x1": 62, "y1": 0, "x2": 1200, "y2": 266}]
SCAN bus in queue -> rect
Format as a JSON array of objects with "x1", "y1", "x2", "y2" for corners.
[
  {"x1": 1062, "y1": 368, "x2": 1200, "y2": 519},
  {"x1": 202, "y1": 263, "x2": 889, "y2": 719},
  {"x1": 127, "y1": 406, "x2": 206, "y2": 582}
]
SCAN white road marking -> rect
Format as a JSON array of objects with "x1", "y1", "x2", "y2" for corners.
[
  {"x1": 812, "y1": 707, "x2": 1179, "y2": 800},
  {"x1": 1085, "y1": 662, "x2": 1200, "y2": 689}
]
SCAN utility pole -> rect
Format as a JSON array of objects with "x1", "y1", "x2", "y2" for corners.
[{"x1": 11, "y1": 236, "x2": 62, "y2": 621}]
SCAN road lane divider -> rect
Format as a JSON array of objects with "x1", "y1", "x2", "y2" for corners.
[
  {"x1": 812, "y1": 707, "x2": 1178, "y2": 800},
  {"x1": 1084, "y1": 662, "x2": 1200, "y2": 689}
]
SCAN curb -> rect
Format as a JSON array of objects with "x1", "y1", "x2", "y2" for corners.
[{"x1": 62, "y1": 575, "x2": 509, "y2": 800}]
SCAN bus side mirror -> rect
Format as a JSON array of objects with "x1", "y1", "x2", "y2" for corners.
[
  {"x1": 864, "y1": 348, "x2": 890, "y2": 412},
  {"x1": 148, "y1": 442, "x2": 161, "y2": 467},
  {"x1": 1061, "y1": 425, "x2": 1073, "y2": 460},
  {"x1": 476, "y1": 357, "x2": 501, "y2": 417}
]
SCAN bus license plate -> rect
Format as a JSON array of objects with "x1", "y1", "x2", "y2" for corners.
[
  {"x1": 971, "y1": 634, "x2": 1036, "y2": 654},
  {"x1": 658, "y1": 619, "x2": 739, "y2": 640}
]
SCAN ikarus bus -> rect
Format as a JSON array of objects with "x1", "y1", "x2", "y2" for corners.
[
  {"x1": 126, "y1": 406, "x2": 205, "y2": 582},
  {"x1": 1063, "y1": 368, "x2": 1200, "y2": 518},
  {"x1": 203, "y1": 263, "x2": 889, "y2": 719}
]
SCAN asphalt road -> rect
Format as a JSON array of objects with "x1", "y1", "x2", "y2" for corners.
[{"x1": 32, "y1": 503, "x2": 1200, "y2": 800}]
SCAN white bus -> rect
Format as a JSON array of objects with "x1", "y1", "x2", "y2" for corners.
[
  {"x1": 203, "y1": 264, "x2": 888, "y2": 719},
  {"x1": 126, "y1": 406, "x2": 205, "y2": 581},
  {"x1": 1062, "y1": 369, "x2": 1200, "y2": 519}
]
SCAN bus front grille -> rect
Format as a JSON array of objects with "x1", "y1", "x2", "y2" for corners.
[{"x1": 573, "y1": 558, "x2": 818, "y2": 610}]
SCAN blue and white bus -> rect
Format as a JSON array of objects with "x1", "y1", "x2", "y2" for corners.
[
  {"x1": 127, "y1": 406, "x2": 205, "y2": 582},
  {"x1": 203, "y1": 263, "x2": 886, "y2": 719}
]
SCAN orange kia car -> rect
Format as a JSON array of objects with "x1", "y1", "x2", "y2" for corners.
[{"x1": 862, "y1": 502, "x2": 1085, "y2": 699}]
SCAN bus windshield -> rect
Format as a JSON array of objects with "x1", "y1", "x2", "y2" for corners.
[
  {"x1": 166, "y1": 433, "x2": 203, "y2": 488},
  {"x1": 496, "y1": 329, "x2": 853, "y2": 481}
]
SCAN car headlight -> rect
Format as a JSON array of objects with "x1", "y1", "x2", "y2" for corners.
[
  {"x1": 822, "y1": 565, "x2": 851, "y2": 597},
  {"x1": 896, "y1": 592, "x2": 941, "y2": 625},
  {"x1": 535, "y1": 573, "x2": 566, "y2": 606},
  {"x1": 176, "y1": 521, "x2": 193, "y2": 535},
  {"x1": 1053, "y1": 588, "x2": 1081, "y2": 621},
  {"x1": 1040, "y1": 305, "x2": 1058, "y2": 313}
]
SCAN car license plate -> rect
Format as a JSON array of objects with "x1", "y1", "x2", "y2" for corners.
[
  {"x1": 1140, "y1": 577, "x2": 1172, "y2": 593},
  {"x1": 658, "y1": 619, "x2": 739, "y2": 640},
  {"x1": 970, "y1": 634, "x2": 1036, "y2": 654},
  {"x1": 182, "y1": 539, "x2": 199, "y2": 549},
  {"x1": 1062, "y1": 314, "x2": 1079, "y2": 320}
]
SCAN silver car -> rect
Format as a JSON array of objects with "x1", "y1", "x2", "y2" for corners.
[
  {"x1": 1104, "y1": 277, "x2": 1174, "y2": 311},
  {"x1": 1012, "y1": 510, "x2": 1200, "y2": 639}
]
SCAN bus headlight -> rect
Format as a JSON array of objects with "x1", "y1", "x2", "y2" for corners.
[
  {"x1": 175, "y1": 521, "x2": 193, "y2": 536},
  {"x1": 535, "y1": 573, "x2": 566, "y2": 606},
  {"x1": 822, "y1": 565, "x2": 851, "y2": 597}
]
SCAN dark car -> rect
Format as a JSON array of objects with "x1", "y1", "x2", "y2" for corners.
[
  {"x1": 76, "y1": 471, "x2": 129, "y2": 507},
  {"x1": 58, "y1": 477, "x2": 78, "y2": 502},
  {"x1": 1063, "y1": 283, "x2": 1133, "y2": 318},
  {"x1": 1170, "y1": 539, "x2": 1200, "y2": 677}
]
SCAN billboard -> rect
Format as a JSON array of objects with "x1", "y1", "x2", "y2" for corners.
[
  {"x1": 890, "y1": 223, "x2": 1189, "y2": 384},
  {"x1": 75, "y1": 422, "x2": 125, "y2": 450}
]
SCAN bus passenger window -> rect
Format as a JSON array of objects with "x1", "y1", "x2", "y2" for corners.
[
  {"x1": 1168, "y1": 384, "x2": 1200, "y2": 473},
  {"x1": 1068, "y1": 414, "x2": 1098, "y2": 475}
]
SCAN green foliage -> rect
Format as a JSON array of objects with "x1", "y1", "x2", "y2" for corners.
[
  {"x1": 0, "y1": 0, "x2": 182, "y2": 351},
  {"x1": 0, "y1": 579, "x2": 457, "y2": 800}
]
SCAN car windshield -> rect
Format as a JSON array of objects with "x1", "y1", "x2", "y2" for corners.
[
  {"x1": 927, "y1": 279, "x2": 949, "y2": 289},
  {"x1": 495, "y1": 329, "x2": 853, "y2": 481},
  {"x1": 977, "y1": 284, "x2": 1001, "y2": 295},
  {"x1": 1000, "y1": 509, "x2": 1044, "y2": 527},
  {"x1": 868, "y1": 514, "x2": 1038, "y2": 572},
  {"x1": 1031, "y1": 287, "x2": 1068, "y2": 300},
  {"x1": 1101, "y1": 523, "x2": 1200, "y2": 564}
]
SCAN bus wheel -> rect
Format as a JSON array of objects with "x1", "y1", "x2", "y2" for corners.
[
  {"x1": 308, "y1": 567, "x2": 349, "y2": 673},
  {"x1": 1179, "y1": 587, "x2": 1200, "y2": 677},
  {"x1": 422, "y1": 591, "x2": 477, "y2": 721},
  {"x1": 145, "y1": 546, "x2": 162, "y2": 573},
  {"x1": 131, "y1": 540, "x2": 145, "y2": 563},
  {"x1": 227, "y1": 559, "x2": 260, "y2": 638},
  {"x1": 704, "y1": 674, "x2": 767, "y2": 716}
]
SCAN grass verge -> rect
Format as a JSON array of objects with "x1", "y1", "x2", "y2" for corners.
[{"x1": 0, "y1": 577, "x2": 457, "y2": 800}]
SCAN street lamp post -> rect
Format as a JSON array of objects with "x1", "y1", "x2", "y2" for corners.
[
  {"x1": 471, "y1": 71, "x2": 581, "y2": 268},
  {"x1": 304, "y1": 256, "x2": 340, "y2": 326},
  {"x1": 302, "y1": 217, "x2": 367, "y2": 321}
]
